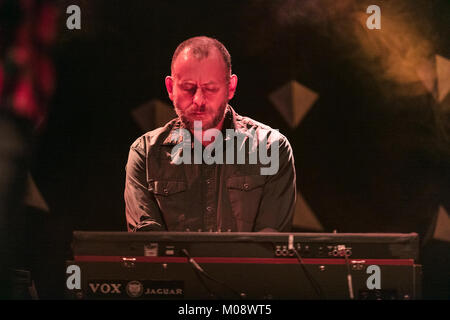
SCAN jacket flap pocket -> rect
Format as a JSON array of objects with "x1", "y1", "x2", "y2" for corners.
[
  {"x1": 149, "y1": 180, "x2": 187, "y2": 196},
  {"x1": 226, "y1": 175, "x2": 266, "y2": 191}
]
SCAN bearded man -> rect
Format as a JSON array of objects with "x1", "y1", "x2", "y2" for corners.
[{"x1": 124, "y1": 36, "x2": 296, "y2": 232}]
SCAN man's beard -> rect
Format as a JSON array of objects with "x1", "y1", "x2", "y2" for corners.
[{"x1": 175, "y1": 100, "x2": 228, "y2": 132}]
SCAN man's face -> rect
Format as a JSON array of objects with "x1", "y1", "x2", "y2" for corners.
[{"x1": 165, "y1": 48, "x2": 237, "y2": 132}]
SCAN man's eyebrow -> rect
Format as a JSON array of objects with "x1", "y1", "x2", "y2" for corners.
[{"x1": 178, "y1": 80, "x2": 218, "y2": 86}]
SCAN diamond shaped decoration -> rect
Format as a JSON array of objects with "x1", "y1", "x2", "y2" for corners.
[
  {"x1": 433, "y1": 205, "x2": 450, "y2": 243},
  {"x1": 293, "y1": 191, "x2": 324, "y2": 231},
  {"x1": 269, "y1": 80, "x2": 318, "y2": 128},
  {"x1": 416, "y1": 59, "x2": 437, "y2": 98},
  {"x1": 24, "y1": 173, "x2": 49, "y2": 212},
  {"x1": 436, "y1": 55, "x2": 450, "y2": 103},
  {"x1": 132, "y1": 99, "x2": 177, "y2": 132}
]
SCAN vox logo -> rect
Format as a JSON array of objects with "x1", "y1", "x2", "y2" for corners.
[{"x1": 88, "y1": 282, "x2": 123, "y2": 294}]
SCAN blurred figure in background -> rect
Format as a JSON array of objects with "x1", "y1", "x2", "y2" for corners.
[{"x1": 0, "y1": 0, "x2": 58, "y2": 299}]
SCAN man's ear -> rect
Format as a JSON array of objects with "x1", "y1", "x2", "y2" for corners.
[
  {"x1": 227, "y1": 74, "x2": 238, "y2": 100},
  {"x1": 165, "y1": 76, "x2": 174, "y2": 101}
]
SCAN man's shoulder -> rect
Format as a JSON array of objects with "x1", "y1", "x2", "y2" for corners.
[
  {"x1": 234, "y1": 111, "x2": 289, "y2": 145},
  {"x1": 130, "y1": 118, "x2": 178, "y2": 151}
]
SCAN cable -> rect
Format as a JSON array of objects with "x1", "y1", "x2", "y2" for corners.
[
  {"x1": 192, "y1": 266, "x2": 217, "y2": 299},
  {"x1": 286, "y1": 234, "x2": 324, "y2": 299},
  {"x1": 181, "y1": 249, "x2": 217, "y2": 298},
  {"x1": 291, "y1": 247, "x2": 325, "y2": 299},
  {"x1": 181, "y1": 249, "x2": 245, "y2": 299},
  {"x1": 341, "y1": 245, "x2": 355, "y2": 300}
]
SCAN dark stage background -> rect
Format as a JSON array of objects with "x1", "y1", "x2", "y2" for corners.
[{"x1": 17, "y1": 0, "x2": 450, "y2": 298}]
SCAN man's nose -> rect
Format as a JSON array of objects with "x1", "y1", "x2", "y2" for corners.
[{"x1": 192, "y1": 87, "x2": 205, "y2": 106}]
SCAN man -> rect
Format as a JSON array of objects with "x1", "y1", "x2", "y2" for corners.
[{"x1": 124, "y1": 36, "x2": 296, "y2": 232}]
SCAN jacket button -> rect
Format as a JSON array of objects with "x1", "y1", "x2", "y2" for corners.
[
  {"x1": 206, "y1": 206, "x2": 213, "y2": 212},
  {"x1": 163, "y1": 188, "x2": 168, "y2": 195},
  {"x1": 243, "y1": 183, "x2": 249, "y2": 190}
]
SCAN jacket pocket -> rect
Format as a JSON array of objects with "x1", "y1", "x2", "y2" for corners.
[
  {"x1": 226, "y1": 175, "x2": 266, "y2": 228},
  {"x1": 148, "y1": 180, "x2": 188, "y2": 230}
]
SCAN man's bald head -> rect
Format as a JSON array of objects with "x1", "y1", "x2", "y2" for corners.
[{"x1": 171, "y1": 36, "x2": 232, "y2": 82}]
